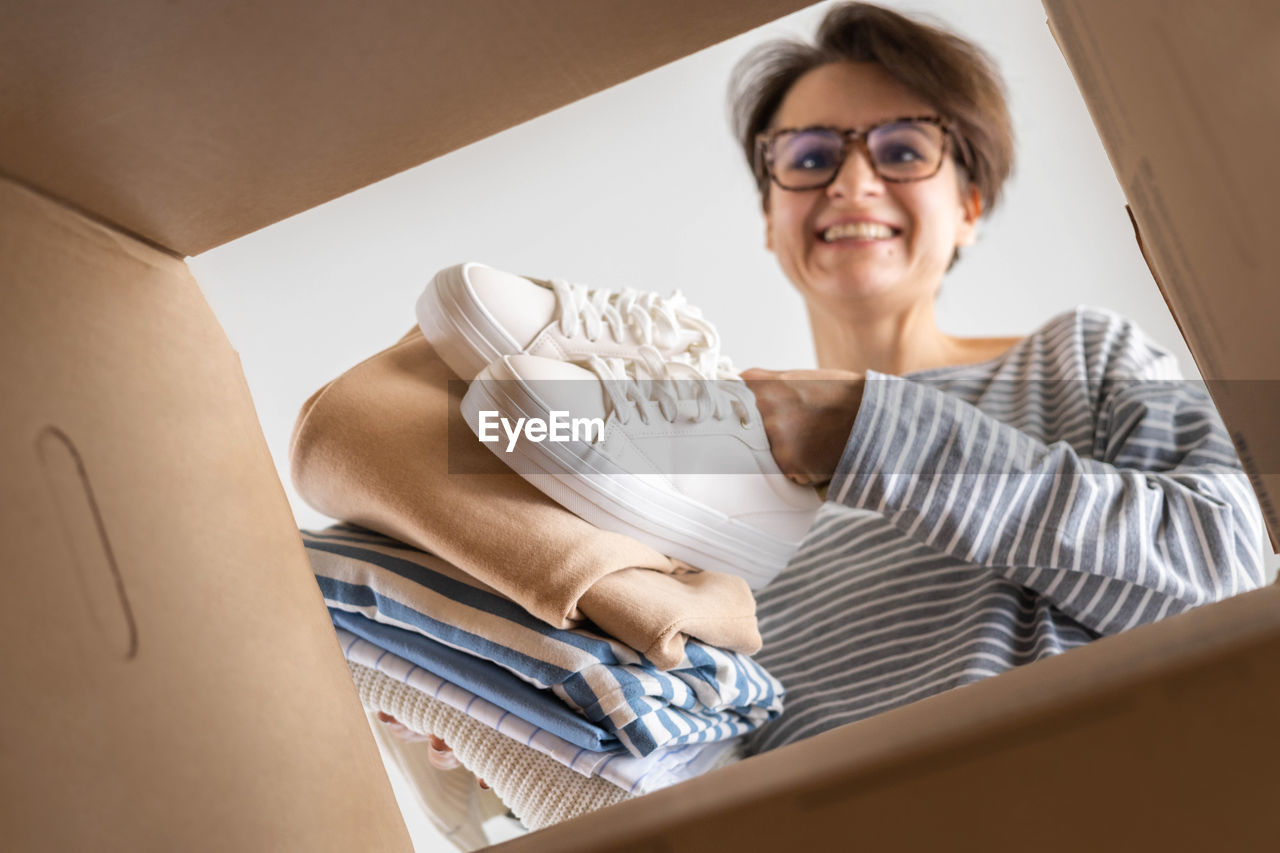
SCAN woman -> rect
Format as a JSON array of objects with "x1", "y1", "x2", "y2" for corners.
[
  {"x1": 385, "y1": 0, "x2": 1266, "y2": 800},
  {"x1": 735, "y1": 2, "x2": 1266, "y2": 753}
]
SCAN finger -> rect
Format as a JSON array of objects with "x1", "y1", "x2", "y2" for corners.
[
  {"x1": 426, "y1": 747, "x2": 461, "y2": 771},
  {"x1": 383, "y1": 720, "x2": 432, "y2": 743},
  {"x1": 740, "y1": 369, "x2": 781, "y2": 396},
  {"x1": 478, "y1": 779, "x2": 489, "y2": 790},
  {"x1": 377, "y1": 711, "x2": 427, "y2": 742},
  {"x1": 425, "y1": 736, "x2": 461, "y2": 771}
]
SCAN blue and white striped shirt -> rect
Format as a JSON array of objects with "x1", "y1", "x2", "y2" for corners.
[{"x1": 746, "y1": 307, "x2": 1266, "y2": 753}]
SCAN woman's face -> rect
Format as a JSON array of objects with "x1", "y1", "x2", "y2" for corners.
[{"x1": 763, "y1": 61, "x2": 980, "y2": 313}]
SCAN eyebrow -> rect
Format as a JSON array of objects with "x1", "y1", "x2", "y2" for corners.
[{"x1": 765, "y1": 115, "x2": 944, "y2": 137}]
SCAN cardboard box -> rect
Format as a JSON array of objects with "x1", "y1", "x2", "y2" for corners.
[
  {"x1": 1044, "y1": 0, "x2": 1280, "y2": 552},
  {"x1": 2, "y1": 1, "x2": 1277, "y2": 850}
]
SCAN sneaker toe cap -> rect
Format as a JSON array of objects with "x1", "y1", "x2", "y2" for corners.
[
  {"x1": 465, "y1": 264, "x2": 556, "y2": 349},
  {"x1": 491, "y1": 354, "x2": 610, "y2": 423}
]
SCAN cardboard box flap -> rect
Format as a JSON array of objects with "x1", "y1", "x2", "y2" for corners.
[
  {"x1": 497, "y1": 583, "x2": 1280, "y2": 851},
  {"x1": 1045, "y1": 0, "x2": 1280, "y2": 546},
  {"x1": 0, "y1": 0, "x2": 811, "y2": 257},
  {"x1": 0, "y1": 174, "x2": 411, "y2": 850}
]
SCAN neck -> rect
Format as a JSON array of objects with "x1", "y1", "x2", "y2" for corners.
[{"x1": 807, "y1": 297, "x2": 957, "y2": 375}]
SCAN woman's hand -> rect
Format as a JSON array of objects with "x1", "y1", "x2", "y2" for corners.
[
  {"x1": 741, "y1": 367, "x2": 865, "y2": 487},
  {"x1": 375, "y1": 712, "x2": 487, "y2": 787}
]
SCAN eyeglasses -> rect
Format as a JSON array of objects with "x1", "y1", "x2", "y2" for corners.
[{"x1": 756, "y1": 116, "x2": 959, "y2": 191}]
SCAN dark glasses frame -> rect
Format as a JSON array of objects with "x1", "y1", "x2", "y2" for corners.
[{"x1": 755, "y1": 115, "x2": 968, "y2": 191}]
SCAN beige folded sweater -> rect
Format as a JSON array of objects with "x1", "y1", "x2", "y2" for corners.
[
  {"x1": 351, "y1": 661, "x2": 631, "y2": 832},
  {"x1": 290, "y1": 329, "x2": 760, "y2": 667}
]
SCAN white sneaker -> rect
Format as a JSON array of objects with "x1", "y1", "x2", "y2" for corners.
[
  {"x1": 459, "y1": 349, "x2": 821, "y2": 588},
  {"x1": 417, "y1": 262, "x2": 726, "y2": 380}
]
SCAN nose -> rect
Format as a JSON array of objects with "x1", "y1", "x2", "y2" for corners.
[{"x1": 826, "y1": 141, "x2": 884, "y2": 200}]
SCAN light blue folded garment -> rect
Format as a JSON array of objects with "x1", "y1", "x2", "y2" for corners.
[
  {"x1": 304, "y1": 524, "x2": 784, "y2": 757},
  {"x1": 331, "y1": 608, "x2": 615, "y2": 752},
  {"x1": 337, "y1": 626, "x2": 744, "y2": 795}
]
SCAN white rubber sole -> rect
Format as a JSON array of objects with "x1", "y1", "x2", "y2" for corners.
[
  {"x1": 460, "y1": 370, "x2": 798, "y2": 588},
  {"x1": 416, "y1": 263, "x2": 521, "y2": 381}
]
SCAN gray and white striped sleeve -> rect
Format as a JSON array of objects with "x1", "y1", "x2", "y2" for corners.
[{"x1": 829, "y1": 339, "x2": 1267, "y2": 637}]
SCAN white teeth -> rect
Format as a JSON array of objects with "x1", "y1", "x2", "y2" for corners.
[{"x1": 822, "y1": 222, "x2": 896, "y2": 242}]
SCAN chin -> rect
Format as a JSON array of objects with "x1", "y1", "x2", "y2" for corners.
[{"x1": 805, "y1": 271, "x2": 900, "y2": 304}]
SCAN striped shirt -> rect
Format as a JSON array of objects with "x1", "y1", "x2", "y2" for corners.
[
  {"x1": 302, "y1": 525, "x2": 783, "y2": 758},
  {"x1": 746, "y1": 306, "x2": 1267, "y2": 754}
]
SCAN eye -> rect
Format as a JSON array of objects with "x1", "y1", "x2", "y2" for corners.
[
  {"x1": 877, "y1": 142, "x2": 925, "y2": 165},
  {"x1": 791, "y1": 147, "x2": 837, "y2": 171},
  {"x1": 775, "y1": 131, "x2": 843, "y2": 172},
  {"x1": 867, "y1": 121, "x2": 946, "y2": 176}
]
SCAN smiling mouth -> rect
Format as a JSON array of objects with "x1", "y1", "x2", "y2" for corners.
[{"x1": 820, "y1": 222, "x2": 900, "y2": 243}]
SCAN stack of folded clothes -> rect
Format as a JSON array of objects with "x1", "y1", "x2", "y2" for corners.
[{"x1": 290, "y1": 263, "x2": 816, "y2": 840}]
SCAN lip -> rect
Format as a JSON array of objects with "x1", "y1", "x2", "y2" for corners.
[{"x1": 814, "y1": 217, "x2": 903, "y2": 245}]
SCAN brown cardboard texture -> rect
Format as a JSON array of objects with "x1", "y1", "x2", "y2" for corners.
[
  {"x1": 0, "y1": 0, "x2": 815, "y2": 257},
  {"x1": 4, "y1": 0, "x2": 1280, "y2": 851},
  {"x1": 0, "y1": 174, "x2": 411, "y2": 850},
  {"x1": 1045, "y1": 0, "x2": 1280, "y2": 548},
  {"x1": 495, "y1": 582, "x2": 1280, "y2": 852}
]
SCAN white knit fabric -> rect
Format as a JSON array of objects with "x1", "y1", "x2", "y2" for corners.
[
  {"x1": 349, "y1": 661, "x2": 633, "y2": 830},
  {"x1": 367, "y1": 710, "x2": 508, "y2": 851}
]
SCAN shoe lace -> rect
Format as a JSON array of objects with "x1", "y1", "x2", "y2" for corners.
[
  {"x1": 549, "y1": 279, "x2": 732, "y2": 376},
  {"x1": 585, "y1": 345, "x2": 756, "y2": 429}
]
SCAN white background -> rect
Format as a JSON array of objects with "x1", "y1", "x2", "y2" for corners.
[{"x1": 190, "y1": 2, "x2": 1275, "y2": 849}]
